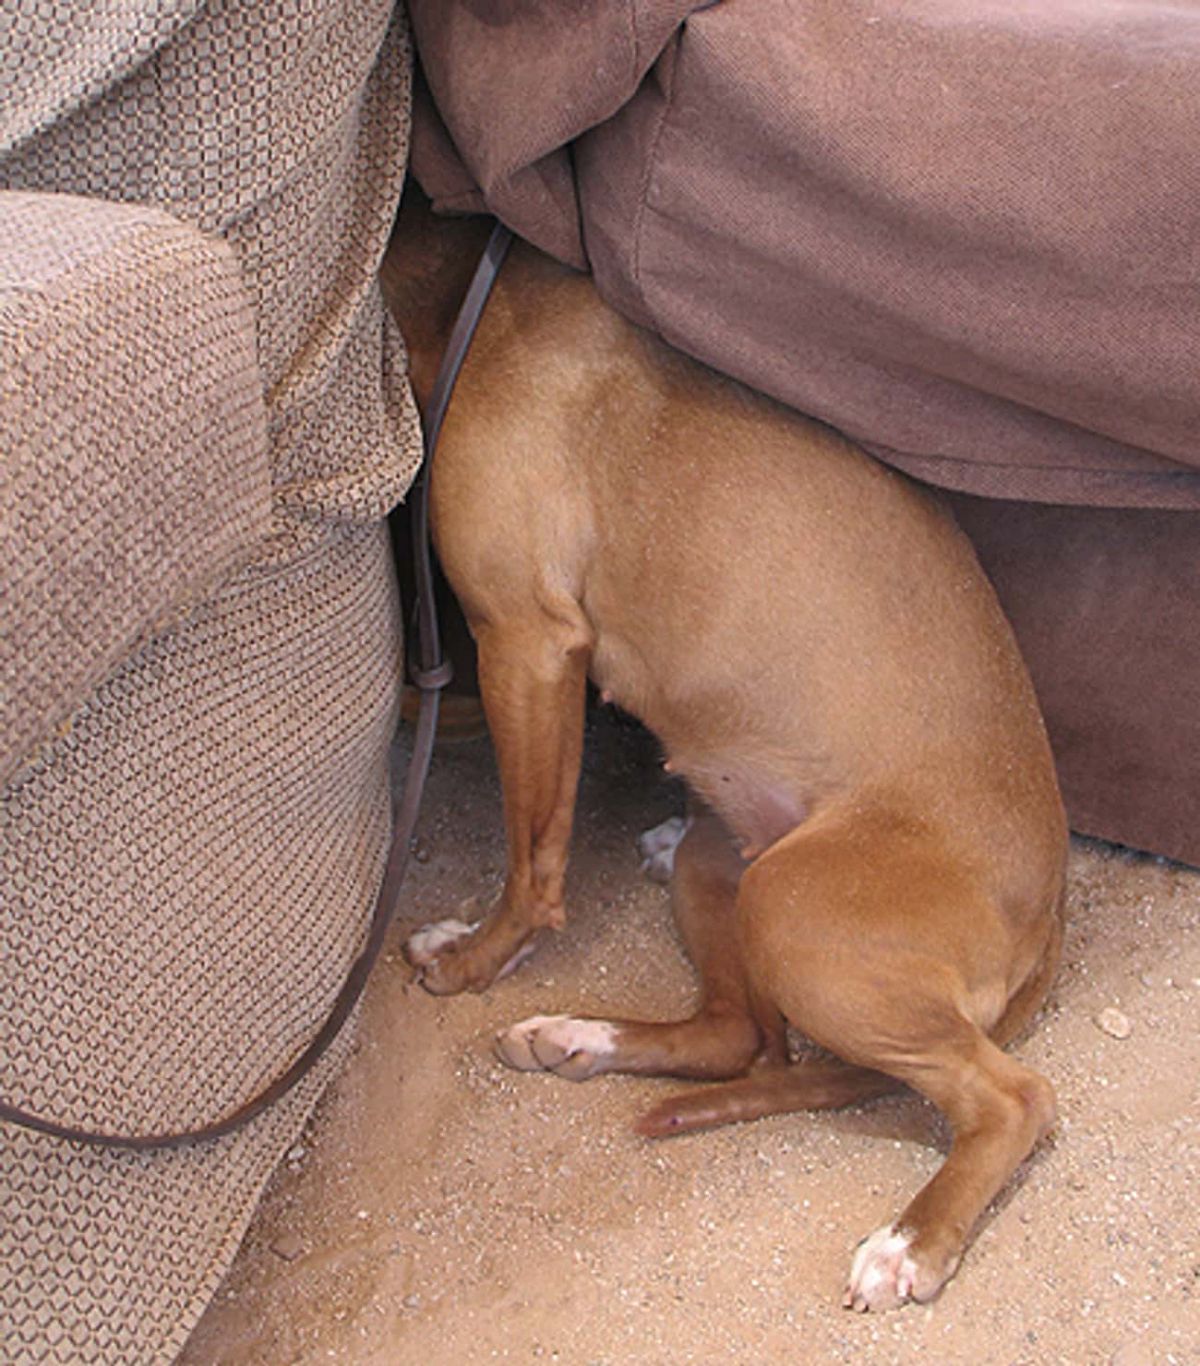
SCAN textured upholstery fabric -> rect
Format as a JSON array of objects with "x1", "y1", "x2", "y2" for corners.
[
  {"x1": 408, "y1": 0, "x2": 1200, "y2": 866},
  {"x1": 0, "y1": 521, "x2": 397, "y2": 1364},
  {"x1": 2, "y1": 1045, "x2": 347, "y2": 1365},
  {"x1": 0, "y1": 0, "x2": 422, "y2": 527},
  {"x1": 0, "y1": 2, "x2": 420, "y2": 1360},
  {"x1": 0, "y1": 191, "x2": 271, "y2": 790},
  {"x1": 1, "y1": 523, "x2": 400, "y2": 1134}
]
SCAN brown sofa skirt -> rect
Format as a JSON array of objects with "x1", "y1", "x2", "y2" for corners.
[{"x1": 948, "y1": 497, "x2": 1198, "y2": 867}]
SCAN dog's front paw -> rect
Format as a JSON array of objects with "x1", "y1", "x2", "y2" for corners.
[
  {"x1": 405, "y1": 918, "x2": 477, "y2": 969},
  {"x1": 637, "y1": 815, "x2": 692, "y2": 884},
  {"x1": 843, "y1": 1225, "x2": 953, "y2": 1311},
  {"x1": 404, "y1": 917, "x2": 540, "y2": 995},
  {"x1": 404, "y1": 917, "x2": 480, "y2": 994},
  {"x1": 495, "y1": 1015, "x2": 619, "y2": 1081},
  {"x1": 403, "y1": 918, "x2": 486, "y2": 995}
]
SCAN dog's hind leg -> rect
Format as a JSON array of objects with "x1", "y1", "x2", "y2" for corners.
[
  {"x1": 841, "y1": 1024, "x2": 1055, "y2": 1312},
  {"x1": 635, "y1": 1058, "x2": 898, "y2": 1137},
  {"x1": 496, "y1": 812, "x2": 781, "y2": 1081},
  {"x1": 736, "y1": 810, "x2": 1060, "y2": 1311}
]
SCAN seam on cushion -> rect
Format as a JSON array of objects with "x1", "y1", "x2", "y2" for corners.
[
  {"x1": 870, "y1": 447, "x2": 1200, "y2": 482},
  {"x1": 629, "y1": 31, "x2": 680, "y2": 327}
]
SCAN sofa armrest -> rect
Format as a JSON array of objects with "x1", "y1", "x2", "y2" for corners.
[{"x1": 0, "y1": 191, "x2": 272, "y2": 786}]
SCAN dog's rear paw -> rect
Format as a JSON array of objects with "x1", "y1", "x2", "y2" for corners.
[
  {"x1": 495, "y1": 1015, "x2": 619, "y2": 1080},
  {"x1": 637, "y1": 815, "x2": 692, "y2": 884},
  {"x1": 843, "y1": 1225, "x2": 952, "y2": 1311},
  {"x1": 844, "y1": 1226, "x2": 917, "y2": 1311}
]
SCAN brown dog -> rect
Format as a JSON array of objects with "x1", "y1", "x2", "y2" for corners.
[{"x1": 382, "y1": 192, "x2": 1067, "y2": 1312}]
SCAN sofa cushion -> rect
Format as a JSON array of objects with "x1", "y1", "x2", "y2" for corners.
[
  {"x1": 410, "y1": 0, "x2": 1200, "y2": 511},
  {"x1": 0, "y1": 191, "x2": 271, "y2": 787},
  {"x1": 0, "y1": 1, "x2": 422, "y2": 533}
]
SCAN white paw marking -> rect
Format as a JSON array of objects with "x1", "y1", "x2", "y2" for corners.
[
  {"x1": 496, "y1": 1014, "x2": 618, "y2": 1075},
  {"x1": 844, "y1": 1225, "x2": 918, "y2": 1312},
  {"x1": 405, "y1": 918, "x2": 476, "y2": 965},
  {"x1": 637, "y1": 815, "x2": 693, "y2": 884},
  {"x1": 541, "y1": 1016, "x2": 617, "y2": 1057}
]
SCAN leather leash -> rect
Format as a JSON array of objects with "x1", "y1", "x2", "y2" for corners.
[{"x1": 0, "y1": 219, "x2": 515, "y2": 1150}]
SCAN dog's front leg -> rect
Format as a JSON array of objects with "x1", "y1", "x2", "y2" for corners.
[{"x1": 408, "y1": 617, "x2": 590, "y2": 995}]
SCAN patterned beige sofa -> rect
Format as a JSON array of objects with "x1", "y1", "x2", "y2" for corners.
[{"x1": 0, "y1": 4, "x2": 419, "y2": 1361}]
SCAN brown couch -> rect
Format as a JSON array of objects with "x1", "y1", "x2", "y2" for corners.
[
  {"x1": 0, "y1": 5, "x2": 419, "y2": 1361},
  {"x1": 409, "y1": 0, "x2": 1200, "y2": 867},
  {"x1": 3, "y1": 5, "x2": 1196, "y2": 1360}
]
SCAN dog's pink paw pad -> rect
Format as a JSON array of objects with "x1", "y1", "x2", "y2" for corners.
[
  {"x1": 843, "y1": 1226, "x2": 919, "y2": 1312},
  {"x1": 495, "y1": 1015, "x2": 618, "y2": 1079}
]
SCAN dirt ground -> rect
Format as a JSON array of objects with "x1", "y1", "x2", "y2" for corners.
[{"x1": 183, "y1": 707, "x2": 1199, "y2": 1366}]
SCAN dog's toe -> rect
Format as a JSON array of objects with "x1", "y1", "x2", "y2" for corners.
[
  {"x1": 843, "y1": 1225, "x2": 921, "y2": 1312},
  {"x1": 495, "y1": 1015, "x2": 618, "y2": 1080},
  {"x1": 495, "y1": 1015, "x2": 563, "y2": 1070}
]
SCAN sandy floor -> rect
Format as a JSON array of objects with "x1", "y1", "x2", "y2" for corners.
[{"x1": 183, "y1": 708, "x2": 1199, "y2": 1365}]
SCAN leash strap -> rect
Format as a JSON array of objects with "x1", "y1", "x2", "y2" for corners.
[{"x1": 0, "y1": 219, "x2": 515, "y2": 1151}]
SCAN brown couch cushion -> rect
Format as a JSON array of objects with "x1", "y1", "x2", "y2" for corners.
[
  {"x1": 410, "y1": 0, "x2": 1200, "y2": 509},
  {"x1": 0, "y1": 192, "x2": 271, "y2": 788},
  {"x1": 947, "y1": 495, "x2": 1200, "y2": 868}
]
